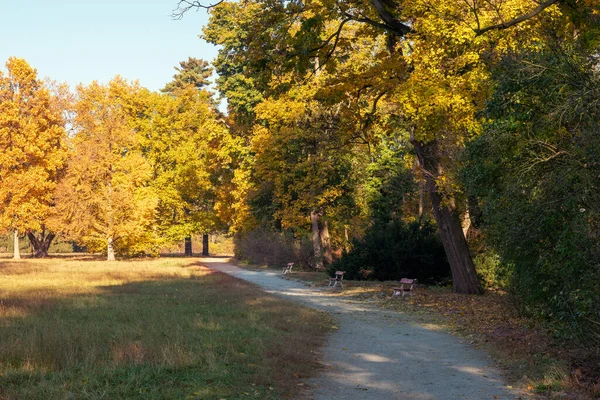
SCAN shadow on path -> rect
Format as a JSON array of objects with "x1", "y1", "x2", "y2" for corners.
[{"x1": 201, "y1": 258, "x2": 524, "y2": 400}]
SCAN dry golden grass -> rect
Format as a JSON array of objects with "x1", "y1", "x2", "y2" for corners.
[{"x1": 0, "y1": 257, "x2": 331, "y2": 399}]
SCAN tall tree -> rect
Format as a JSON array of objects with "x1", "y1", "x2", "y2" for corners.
[
  {"x1": 181, "y1": 0, "x2": 586, "y2": 293},
  {"x1": 161, "y1": 57, "x2": 213, "y2": 93},
  {"x1": 55, "y1": 78, "x2": 158, "y2": 260},
  {"x1": 0, "y1": 57, "x2": 68, "y2": 258},
  {"x1": 137, "y1": 86, "x2": 240, "y2": 256}
]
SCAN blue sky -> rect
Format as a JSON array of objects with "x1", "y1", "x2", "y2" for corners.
[{"x1": 0, "y1": 1, "x2": 217, "y2": 92}]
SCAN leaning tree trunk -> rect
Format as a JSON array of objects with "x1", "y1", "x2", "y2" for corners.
[
  {"x1": 202, "y1": 234, "x2": 209, "y2": 256},
  {"x1": 412, "y1": 139, "x2": 483, "y2": 294},
  {"x1": 310, "y1": 210, "x2": 325, "y2": 270},
  {"x1": 13, "y1": 229, "x2": 20, "y2": 260},
  {"x1": 27, "y1": 228, "x2": 56, "y2": 258},
  {"x1": 184, "y1": 236, "x2": 193, "y2": 256},
  {"x1": 319, "y1": 218, "x2": 333, "y2": 265}
]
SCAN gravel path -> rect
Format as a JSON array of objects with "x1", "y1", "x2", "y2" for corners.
[{"x1": 201, "y1": 258, "x2": 524, "y2": 400}]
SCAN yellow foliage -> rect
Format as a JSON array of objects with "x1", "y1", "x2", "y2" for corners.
[
  {"x1": 0, "y1": 57, "x2": 68, "y2": 233},
  {"x1": 54, "y1": 77, "x2": 159, "y2": 256}
]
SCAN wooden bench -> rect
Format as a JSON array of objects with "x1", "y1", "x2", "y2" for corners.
[
  {"x1": 282, "y1": 262, "x2": 294, "y2": 274},
  {"x1": 393, "y1": 278, "x2": 415, "y2": 297},
  {"x1": 328, "y1": 271, "x2": 345, "y2": 289}
]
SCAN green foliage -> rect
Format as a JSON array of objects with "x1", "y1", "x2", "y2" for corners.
[
  {"x1": 136, "y1": 86, "x2": 241, "y2": 247},
  {"x1": 473, "y1": 252, "x2": 512, "y2": 290},
  {"x1": 462, "y1": 40, "x2": 600, "y2": 347},
  {"x1": 329, "y1": 220, "x2": 450, "y2": 283},
  {"x1": 161, "y1": 57, "x2": 213, "y2": 93}
]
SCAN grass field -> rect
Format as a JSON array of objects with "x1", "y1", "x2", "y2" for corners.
[{"x1": 0, "y1": 258, "x2": 331, "y2": 399}]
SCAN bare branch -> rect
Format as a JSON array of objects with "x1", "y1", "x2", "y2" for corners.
[
  {"x1": 172, "y1": 0, "x2": 225, "y2": 19},
  {"x1": 474, "y1": 0, "x2": 560, "y2": 36}
]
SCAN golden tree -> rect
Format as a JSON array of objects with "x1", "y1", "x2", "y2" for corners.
[
  {"x1": 0, "y1": 57, "x2": 68, "y2": 258},
  {"x1": 55, "y1": 78, "x2": 157, "y2": 260},
  {"x1": 184, "y1": 0, "x2": 593, "y2": 292}
]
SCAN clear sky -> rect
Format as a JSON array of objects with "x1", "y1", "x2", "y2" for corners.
[{"x1": 0, "y1": 1, "x2": 217, "y2": 92}]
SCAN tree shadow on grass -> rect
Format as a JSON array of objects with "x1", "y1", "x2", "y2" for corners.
[{"x1": 0, "y1": 270, "x2": 325, "y2": 399}]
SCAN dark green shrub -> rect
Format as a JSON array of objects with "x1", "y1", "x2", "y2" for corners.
[{"x1": 328, "y1": 220, "x2": 450, "y2": 284}]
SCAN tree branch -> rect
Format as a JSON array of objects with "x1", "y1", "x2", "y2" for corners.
[
  {"x1": 368, "y1": 0, "x2": 412, "y2": 37},
  {"x1": 474, "y1": 0, "x2": 560, "y2": 36},
  {"x1": 172, "y1": 0, "x2": 225, "y2": 19}
]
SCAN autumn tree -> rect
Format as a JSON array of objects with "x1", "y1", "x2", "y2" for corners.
[
  {"x1": 137, "y1": 85, "x2": 240, "y2": 257},
  {"x1": 55, "y1": 78, "x2": 158, "y2": 260},
  {"x1": 251, "y1": 91, "x2": 360, "y2": 267},
  {"x1": 0, "y1": 57, "x2": 68, "y2": 258},
  {"x1": 178, "y1": 0, "x2": 591, "y2": 293}
]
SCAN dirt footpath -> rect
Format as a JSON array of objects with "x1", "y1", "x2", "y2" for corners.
[{"x1": 201, "y1": 258, "x2": 525, "y2": 400}]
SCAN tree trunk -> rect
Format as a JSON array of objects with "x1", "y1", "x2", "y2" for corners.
[
  {"x1": 412, "y1": 139, "x2": 483, "y2": 294},
  {"x1": 419, "y1": 178, "x2": 425, "y2": 220},
  {"x1": 310, "y1": 210, "x2": 324, "y2": 270},
  {"x1": 467, "y1": 195, "x2": 483, "y2": 229},
  {"x1": 107, "y1": 236, "x2": 116, "y2": 261},
  {"x1": 184, "y1": 236, "x2": 193, "y2": 256},
  {"x1": 27, "y1": 228, "x2": 56, "y2": 258},
  {"x1": 13, "y1": 229, "x2": 20, "y2": 260},
  {"x1": 462, "y1": 209, "x2": 471, "y2": 238},
  {"x1": 416, "y1": 158, "x2": 425, "y2": 220},
  {"x1": 106, "y1": 168, "x2": 115, "y2": 262},
  {"x1": 202, "y1": 234, "x2": 209, "y2": 256},
  {"x1": 319, "y1": 218, "x2": 333, "y2": 264}
]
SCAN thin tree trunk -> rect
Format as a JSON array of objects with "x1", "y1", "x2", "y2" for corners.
[
  {"x1": 416, "y1": 158, "x2": 425, "y2": 220},
  {"x1": 107, "y1": 236, "x2": 116, "y2": 261},
  {"x1": 106, "y1": 166, "x2": 115, "y2": 261},
  {"x1": 27, "y1": 228, "x2": 56, "y2": 258},
  {"x1": 412, "y1": 139, "x2": 483, "y2": 294},
  {"x1": 319, "y1": 218, "x2": 333, "y2": 264},
  {"x1": 202, "y1": 234, "x2": 209, "y2": 256},
  {"x1": 419, "y1": 179, "x2": 425, "y2": 220},
  {"x1": 13, "y1": 229, "x2": 20, "y2": 260},
  {"x1": 184, "y1": 236, "x2": 193, "y2": 256},
  {"x1": 467, "y1": 195, "x2": 483, "y2": 229},
  {"x1": 462, "y1": 209, "x2": 471, "y2": 238},
  {"x1": 310, "y1": 210, "x2": 324, "y2": 270}
]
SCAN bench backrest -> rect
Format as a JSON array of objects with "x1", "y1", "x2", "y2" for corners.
[
  {"x1": 287, "y1": 263, "x2": 294, "y2": 268},
  {"x1": 335, "y1": 271, "x2": 345, "y2": 280},
  {"x1": 399, "y1": 278, "x2": 414, "y2": 289}
]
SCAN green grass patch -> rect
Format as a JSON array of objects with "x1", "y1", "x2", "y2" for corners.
[{"x1": 0, "y1": 258, "x2": 331, "y2": 399}]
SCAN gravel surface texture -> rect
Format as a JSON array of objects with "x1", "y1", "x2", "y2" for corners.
[{"x1": 201, "y1": 258, "x2": 525, "y2": 400}]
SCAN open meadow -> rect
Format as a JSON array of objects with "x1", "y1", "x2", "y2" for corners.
[{"x1": 0, "y1": 258, "x2": 331, "y2": 399}]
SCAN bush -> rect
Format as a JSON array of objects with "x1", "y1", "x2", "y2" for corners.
[
  {"x1": 461, "y1": 46, "x2": 600, "y2": 349},
  {"x1": 328, "y1": 220, "x2": 451, "y2": 284},
  {"x1": 474, "y1": 252, "x2": 512, "y2": 290},
  {"x1": 234, "y1": 227, "x2": 314, "y2": 268}
]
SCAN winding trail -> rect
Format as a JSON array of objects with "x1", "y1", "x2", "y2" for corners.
[{"x1": 201, "y1": 258, "x2": 524, "y2": 400}]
